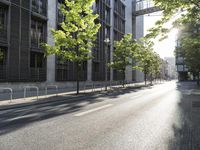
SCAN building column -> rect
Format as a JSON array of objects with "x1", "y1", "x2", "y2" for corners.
[
  {"x1": 110, "y1": 0, "x2": 114, "y2": 81},
  {"x1": 135, "y1": 15, "x2": 145, "y2": 82},
  {"x1": 47, "y1": 0, "x2": 57, "y2": 83},
  {"x1": 124, "y1": 0, "x2": 133, "y2": 82},
  {"x1": 87, "y1": 54, "x2": 92, "y2": 82}
]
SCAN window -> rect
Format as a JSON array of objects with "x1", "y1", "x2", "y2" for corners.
[
  {"x1": 0, "y1": 48, "x2": 6, "y2": 65},
  {"x1": 31, "y1": 19, "x2": 45, "y2": 48},
  {"x1": 30, "y1": 52, "x2": 44, "y2": 68},
  {"x1": 105, "y1": 27, "x2": 110, "y2": 39},
  {"x1": 114, "y1": 14, "x2": 117, "y2": 28},
  {"x1": 114, "y1": 0, "x2": 118, "y2": 11},
  {"x1": 32, "y1": 0, "x2": 47, "y2": 16},
  {"x1": 105, "y1": 7, "x2": 110, "y2": 24},
  {"x1": 0, "y1": 6, "x2": 7, "y2": 38},
  {"x1": 93, "y1": 62, "x2": 99, "y2": 72}
]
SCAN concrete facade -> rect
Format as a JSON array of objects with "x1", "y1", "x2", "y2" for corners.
[
  {"x1": 0, "y1": 0, "x2": 147, "y2": 91},
  {"x1": 135, "y1": 16, "x2": 145, "y2": 82},
  {"x1": 47, "y1": 0, "x2": 57, "y2": 83},
  {"x1": 124, "y1": 0, "x2": 134, "y2": 82}
]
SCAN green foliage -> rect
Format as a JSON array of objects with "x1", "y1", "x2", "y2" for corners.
[
  {"x1": 146, "y1": 0, "x2": 200, "y2": 40},
  {"x1": 179, "y1": 31, "x2": 200, "y2": 73},
  {"x1": 43, "y1": 0, "x2": 101, "y2": 94},
  {"x1": 109, "y1": 34, "x2": 140, "y2": 86},
  {"x1": 136, "y1": 39, "x2": 161, "y2": 84},
  {"x1": 110, "y1": 34, "x2": 139, "y2": 72},
  {"x1": 110, "y1": 34, "x2": 161, "y2": 86},
  {"x1": 43, "y1": 0, "x2": 101, "y2": 63}
]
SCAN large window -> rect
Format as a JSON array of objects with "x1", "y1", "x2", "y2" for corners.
[
  {"x1": 0, "y1": 6, "x2": 7, "y2": 39},
  {"x1": 32, "y1": 0, "x2": 47, "y2": 16},
  {"x1": 0, "y1": 48, "x2": 6, "y2": 65},
  {"x1": 0, "y1": 48, "x2": 7, "y2": 80},
  {"x1": 105, "y1": 7, "x2": 110, "y2": 24},
  {"x1": 31, "y1": 19, "x2": 45, "y2": 48},
  {"x1": 30, "y1": 52, "x2": 44, "y2": 68}
]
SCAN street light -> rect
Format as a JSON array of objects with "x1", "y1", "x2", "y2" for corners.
[{"x1": 104, "y1": 38, "x2": 110, "y2": 91}]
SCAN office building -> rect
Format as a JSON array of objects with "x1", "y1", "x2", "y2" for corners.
[{"x1": 0, "y1": 0, "x2": 145, "y2": 89}]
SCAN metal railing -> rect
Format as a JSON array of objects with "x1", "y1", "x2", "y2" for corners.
[
  {"x1": 0, "y1": 88, "x2": 13, "y2": 103},
  {"x1": 133, "y1": 0, "x2": 161, "y2": 16},
  {"x1": 24, "y1": 86, "x2": 39, "y2": 100},
  {"x1": 135, "y1": 0, "x2": 155, "y2": 11},
  {"x1": 45, "y1": 85, "x2": 58, "y2": 96}
]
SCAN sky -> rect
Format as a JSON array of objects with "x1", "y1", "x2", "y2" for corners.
[{"x1": 143, "y1": 12, "x2": 179, "y2": 59}]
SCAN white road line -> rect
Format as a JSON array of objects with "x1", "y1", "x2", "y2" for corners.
[{"x1": 74, "y1": 104, "x2": 113, "y2": 117}]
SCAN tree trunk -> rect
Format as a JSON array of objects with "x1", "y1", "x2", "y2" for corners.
[
  {"x1": 144, "y1": 73, "x2": 147, "y2": 86},
  {"x1": 150, "y1": 74, "x2": 153, "y2": 85},
  {"x1": 122, "y1": 69, "x2": 125, "y2": 88},
  {"x1": 197, "y1": 72, "x2": 200, "y2": 86},
  {"x1": 76, "y1": 62, "x2": 80, "y2": 94}
]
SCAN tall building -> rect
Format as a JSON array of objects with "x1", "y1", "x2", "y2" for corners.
[
  {"x1": 0, "y1": 0, "x2": 144, "y2": 89},
  {"x1": 164, "y1": 57, "x2": 177, "y2": 79},
  {"x1": 0, "y1": 0, "x2": 47, "y2": 82}
]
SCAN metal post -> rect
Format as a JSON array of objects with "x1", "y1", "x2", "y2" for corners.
[
  {"x1": 10, "y1": 89, "x2": 13, "y2": 103},
  {"x1": 0, "y1": 88, "x2": 13, "y2": 103},
  {"x1": 104, "y1": 38, "x2": 110, "y2": 91},
  {"x1": 105, "y1": 46, "x2": 108, "y2": 91},
  {"x1": 24, "y1": 88, "x2": 26, "y2": 99}
]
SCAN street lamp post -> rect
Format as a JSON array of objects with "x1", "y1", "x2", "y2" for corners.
[{"x1": 104, "y1": 38, "x2": 110, "y2": 91}]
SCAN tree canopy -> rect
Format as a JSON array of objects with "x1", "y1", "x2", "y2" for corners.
[
  {"x1": 136, "y1": 39, "x2": 161, "y2": 85},
  {"x1": 43, "y1": 0, "x2": 101, "y2": 94},
  {"x1": 110, "y1": 34, "x2": 161, "y2": 86},
  {"x1": 146, "y1": 0, "x2": 200, "y2": 40},
  {"x1": 110, "y1": 34, "x2": 141, "y2": 87},
  {"x1": 175, "y1": 24, "x2": 200, "y2": 84}
]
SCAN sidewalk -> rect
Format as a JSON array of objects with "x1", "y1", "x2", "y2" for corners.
[{"x1": 0, "y1": 82, "x2": 150, "y2": 109}]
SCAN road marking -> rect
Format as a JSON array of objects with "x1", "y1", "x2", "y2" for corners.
[{"x1": 74, "y1": 104, "x2": 113, "y2": 117}]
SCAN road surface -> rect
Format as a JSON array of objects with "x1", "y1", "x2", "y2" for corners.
[{"x1": 0, "y1": 81, "x2": 200, "y2": 150}]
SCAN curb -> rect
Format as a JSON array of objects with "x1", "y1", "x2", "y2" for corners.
[{"x1": 0, "y1": 92, "x2": 101, "y2": 111}]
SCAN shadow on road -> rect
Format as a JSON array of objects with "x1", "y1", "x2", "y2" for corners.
[
  {"x1": 167, "y1": 81, "x2": 200, "y2": 150},
  {"x1": 0, "y1": 84, "x2": 153, "y2": 136}
]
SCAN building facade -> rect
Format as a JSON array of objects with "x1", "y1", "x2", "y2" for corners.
[
  {"x1": 0, "y1": 0, "x2": 47, "y2": 82},
  {"x1": 0, "y1": 0, "x2": 144, "y2": 89}
]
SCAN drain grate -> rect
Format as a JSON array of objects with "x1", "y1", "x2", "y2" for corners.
[{"x1": 192, "y1": 101, "x2": 200, "y2": 108}]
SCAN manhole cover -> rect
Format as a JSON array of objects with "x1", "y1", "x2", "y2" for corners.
[{"x1": 192, "y1": 101, "x2": 200, "y2": 108}]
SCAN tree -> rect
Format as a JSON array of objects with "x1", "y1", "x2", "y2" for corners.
[
  {"x1": 176, "y1": 26, "x2": 200, "y2": 85},
  {"x1": 146, "y1": 0, "x2": 200, "y2": 40},
  {"x1": 137, "y1": 40, "x2": 161, "y2": 86},
  {"x1": 43, "y1": 0, "x2": 101, "y2": 94},
  {"x1": 109, "y1": 34, "x2": 140, "y2": 87}
]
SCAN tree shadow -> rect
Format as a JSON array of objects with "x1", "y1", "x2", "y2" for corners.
[
  {"x1": 167, "y1": 81, "x2": 200, "y2": 150},
  {"x1": 0, "y1": 84, "x2": 152, "y2": 136}
]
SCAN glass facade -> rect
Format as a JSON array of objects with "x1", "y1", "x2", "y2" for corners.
[
  {"x1": 32, "y1": 0, "x2": 47, "y2": 16},
  {"x1": 0, "y1": 6, "x2": 7, "y2": 40},
  {"x1": 31, "y1": 19, "x2": 45, "y2": 48}
]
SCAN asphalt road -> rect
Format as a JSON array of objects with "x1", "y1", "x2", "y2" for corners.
[{"x1": 0, "y1": 81, "x2": 200, "y2": 150}]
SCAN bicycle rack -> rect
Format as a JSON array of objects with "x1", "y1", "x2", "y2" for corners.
[
  {"x1": 24, "y1": 86, "x2": 39, "y2": 100},
  {"x1": 45, "y1": 85, "x2": 58, "y2": 96},
  {"x1": 0, "y1": 88, "x2": 13, "y2": 103}
]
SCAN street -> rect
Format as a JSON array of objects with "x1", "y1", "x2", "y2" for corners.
[{"x1": 0, "y1": 81, "x2": 200, "y2": 150}]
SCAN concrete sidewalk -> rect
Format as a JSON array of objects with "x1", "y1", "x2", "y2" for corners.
[{"x1": 0, "y1": 82, "x2": 150, "y2": 109}]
